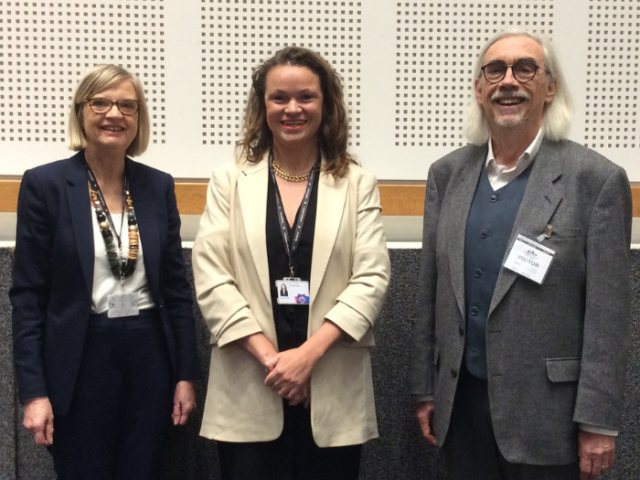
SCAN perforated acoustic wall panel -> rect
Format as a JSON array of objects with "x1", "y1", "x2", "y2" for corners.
[
  {"x1": 1, "y1": 1, "x2": 639, "y2": 180},
  {"x1": 0, "y1": 1, "x2": 166, "y2": 144},
  {"x1": 395, "y1": 1, "x2": 554, "y2": 147},
  {"x1": 585, "y1": 0, "x2": 638, "y2": 150},
  {"x1": 201, "y1": 0, "x2": 362, "y2": 146}
]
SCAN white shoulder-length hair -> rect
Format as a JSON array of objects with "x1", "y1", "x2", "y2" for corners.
[{"x1": 464, "y1": 29, "x2": 573, "y2": 145}]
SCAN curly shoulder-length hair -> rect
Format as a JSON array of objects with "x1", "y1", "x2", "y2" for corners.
[
  {"x1": 68, "y1": 64, "x2": 150, "y2": 156},
  {"x1": 237, "y1": 46, "x2": 356, "y2": 177}
]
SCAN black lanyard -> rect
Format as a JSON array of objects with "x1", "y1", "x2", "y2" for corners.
[
  {"x1": 268, "y1": 152, "x2": 318, "y2": 277},
  {"x1": 85, "y1": 163, "x2": 128, "y2": 249}
]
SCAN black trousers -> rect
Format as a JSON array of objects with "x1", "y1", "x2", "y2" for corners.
[
  {"x1": 51, "y1": 310, "x2": 173, "y2": 480},
  {"x1": 218, "y1": 402, "x2": 362, "y2": 480},
  {"x1": 442, "y1": 363, "x2": 579, "y2": 480}
]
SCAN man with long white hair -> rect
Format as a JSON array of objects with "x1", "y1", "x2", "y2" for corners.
[{"x1": 410, "y1": 30, "x2": 631, "y2": 480}]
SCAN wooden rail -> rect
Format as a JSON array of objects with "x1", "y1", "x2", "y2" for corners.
[{"x1": 2, "y1": 179, "x2": 640, "y2": 217}]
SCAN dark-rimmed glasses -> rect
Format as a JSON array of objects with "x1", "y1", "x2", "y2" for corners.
[
  {"x1": 480, "y1": 60, "x2": 543, "y2": 84},
  {"x1": 86, "y1": 98, "x2": 140, "y2": 115}
]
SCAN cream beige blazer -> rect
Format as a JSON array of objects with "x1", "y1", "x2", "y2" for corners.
[{"x1": 193, "y1": 157, "x2": 390, "y2": 447}]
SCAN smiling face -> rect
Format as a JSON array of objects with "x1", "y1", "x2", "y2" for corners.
[
  {"x1": 475, "y1": 35, "x2": 557, "y2": 137},
  {"x1": 83, "y1": 80, "x2": 139, "y2": 156},
  {"x1": 265, "y1": 65, "x2": 323, "y2": 151}
]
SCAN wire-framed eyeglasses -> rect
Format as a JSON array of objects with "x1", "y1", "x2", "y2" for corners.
[
  {"x1": 86, "y1": 98, "x2": 140, "y2": 115},
  {"x1": 480, "y1": 60, "x2": 544, "y2": 84}
]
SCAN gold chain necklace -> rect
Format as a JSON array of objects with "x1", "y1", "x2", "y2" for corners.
[{"x1": 272, "y1": 161, "x2": 312, "y2": 182}]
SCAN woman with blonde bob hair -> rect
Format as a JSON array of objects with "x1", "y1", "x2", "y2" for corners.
[
  {"x1": 193, "y1": 46, "x2": 390, "y2": 479},
  {"x1": 67, "y1": 65, "x2": 150, "y2": 156},
  {"x1": 11, "y1": 64, "x2": 200, "y2": 479}
]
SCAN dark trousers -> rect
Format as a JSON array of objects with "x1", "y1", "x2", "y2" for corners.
[
  {"x1": 443, "y1": 364, "x2": 579, "y2": 480},
  {"x1": 51, "y1": 310, "x2": 173, "y2": 480},
  {"x1": 218, "y1": 402, "x2": 362, "y2": 480}
]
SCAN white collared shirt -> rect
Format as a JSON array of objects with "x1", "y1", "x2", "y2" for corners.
[{"x1": 486, "y1": 128, "x2": 544, "y2": 190}]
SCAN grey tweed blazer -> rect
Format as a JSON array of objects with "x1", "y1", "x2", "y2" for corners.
[{"x1": 409, "y1": 138, "x2": 632, "y2": 465}]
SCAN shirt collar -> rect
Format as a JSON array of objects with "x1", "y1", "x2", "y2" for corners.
[{"x1": 486, "y1": 128, "x2": 544, "y2": 174}]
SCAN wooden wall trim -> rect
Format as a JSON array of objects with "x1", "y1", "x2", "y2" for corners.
[
  {"x1": 2, "y1": 179, "x2": 640, "y2": 217},
  {"x1": 0, "y1": 180, "x2": 21, "y2": 213}
]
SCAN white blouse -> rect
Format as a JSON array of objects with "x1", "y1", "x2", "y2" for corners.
[{"x1": 91, "y1": 211, "x2": 155, "y2": 314}]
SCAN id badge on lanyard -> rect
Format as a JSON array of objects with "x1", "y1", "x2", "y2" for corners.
[
  {"x1": 276, "y1": 278, "x2": 311, "y2": 305},
  {"x1": 270, "y1": 153, "x2": 318, "y2": 305},
  {"x1": 107, "y1": 292, "x2": 139, "y2": 318}
]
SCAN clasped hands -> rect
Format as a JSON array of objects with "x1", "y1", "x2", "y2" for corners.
[{"x1": 263, "y1": 345, "x2": 319, "y2": 407}]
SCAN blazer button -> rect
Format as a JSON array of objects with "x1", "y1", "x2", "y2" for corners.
[
  {"x1": 480, "y1": 230, "x2": 489, "y2": 239},
  {"x1": 490, "y1": 194, "x2": 498, "y2": 203},
  {"x1": 458, "y1": 326, "x2": 464, "y2": 336},
  {"x1": 450, "y1": 369, "x2": 458, "y2": 379},
  {"x1": 470, "y1": 306, "x2": 479, "y2": 316},
  {"x1": 474, "y1": 269, "x2": 482, "y2": 278}
]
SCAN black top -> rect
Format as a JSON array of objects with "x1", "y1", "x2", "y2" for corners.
[{"x1": 266, "y1": 174, "x2": 320, "y2": 351}]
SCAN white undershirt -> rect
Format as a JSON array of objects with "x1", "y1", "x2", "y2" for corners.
[
  {"x1": 485, "y1": 128, "x2": 543, "y2": 190},
  {"x1": 91, "y1": 211, "x2": 155, "y2": 314}
]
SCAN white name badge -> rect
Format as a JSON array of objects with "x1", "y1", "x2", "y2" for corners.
[
  {"x1": 276, "y1": 278, "x2": 310, "y2": 305},
  {"x1": 107, "y1": 293, "x2": 139, "y2": 318},
  {"x1": 503, "y1": 234, "x2": 555, "y2": 285}
]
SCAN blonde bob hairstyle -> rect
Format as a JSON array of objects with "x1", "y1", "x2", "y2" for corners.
[
  {"x1": 464, "y1": 29, "x2": 574, "y2": 145},
  {"x1": 237, "y1": 46, "x2": 356, "y2": 177},
  {"x1": 68, "y1": 64, "x2": 150, "y2": 156}
]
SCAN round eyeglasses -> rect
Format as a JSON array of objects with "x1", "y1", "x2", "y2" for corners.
[
  {"x1": 480, "y1": 60, "x2": 544, "y2": 84},
  {"x1": 86, "y1": 98, "x2": 140, "y2": 115}
]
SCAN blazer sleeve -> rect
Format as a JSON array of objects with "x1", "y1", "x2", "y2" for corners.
[
  {"x1": 409, "y1": 164, "x2": 441, "y2": 396},
  {"x1": 323, "y1": 170, "x2": 391, "y2": 342},
  {"x1": 160, "y1": 175, "x2": 201, "y2": 381},
  {"x1": 192, "y1": 166, "x2": 263, "y2": 348},
  {"x1": 573, "y1": 166, "x2": 632, "y2": 430},
  {"x1": 10, "y1": 169, "x2": 52, "y2": 402}
]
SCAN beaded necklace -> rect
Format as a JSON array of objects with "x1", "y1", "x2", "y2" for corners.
[{"x1": 86, "y1": 164, "x2": 139, "y2": 283}]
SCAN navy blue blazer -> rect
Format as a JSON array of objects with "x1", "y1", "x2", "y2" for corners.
[{"x1": 11, "y1": 150, "x2": 201, "y2": 416}]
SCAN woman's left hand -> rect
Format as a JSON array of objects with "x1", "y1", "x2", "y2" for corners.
[
  {"x1": 265, "y1": 346, "x2": 319, "y2": 400},
  {"x1": 172, "y1": 380, "x2": 197, "y2": 426}
]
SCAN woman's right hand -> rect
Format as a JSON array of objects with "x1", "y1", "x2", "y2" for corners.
[
  {"x1": 239, "y1": 333, "x2": 279, "y2": 370},
  {"x1": 24, "y1": 397, "x2": 54, "y2": 445}
]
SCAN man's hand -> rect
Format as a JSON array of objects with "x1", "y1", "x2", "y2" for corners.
[
  {"x1": 172, "y1": 381, "x2": 197, "y2": 426},
  {"x1": 23, "y1": 397, "x2": 54, "y2": 445},
  {"x1": 579, "y1": 430, "x2": 615, "y2": 480},
  {"x1": 416, "y1": 401, "x2": 437, "y2": 446}
]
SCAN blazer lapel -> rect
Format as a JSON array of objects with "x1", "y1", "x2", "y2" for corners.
[
  {"x1": 237, "y1": 160, "x2": 271, "y2": 302},
  {"x1": 310, "y1": 170, "x2": 348, "y2": 305},
  {"x1": 66, "y1": 151, "x2": 94, "y2": 296},
  {"x1": 489, "y1": 140, "x2": 564, "y2": 315},
  {"x1": 127, "y1": 159, "x2": 160, "y2": 296},
  {"x1": 448, "y1": 148, "x2": 486, "y2": 319}
]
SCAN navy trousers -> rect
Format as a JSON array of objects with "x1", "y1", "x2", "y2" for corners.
[
  {"x1": 443, "y1": 363, "x2": 580, "y2": 480},
  {"x1": 51, "y1": 310, "x2": 173, "y2": 480}
]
